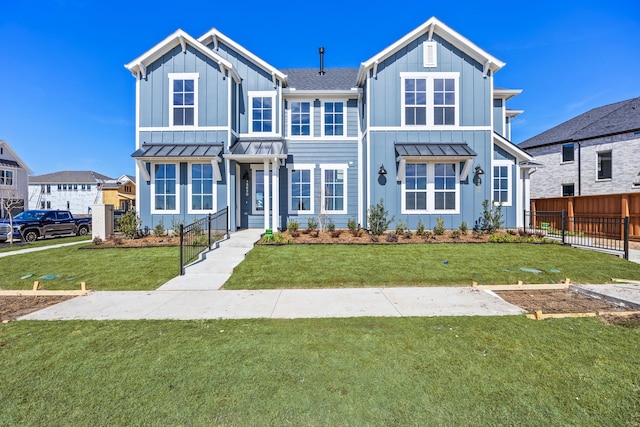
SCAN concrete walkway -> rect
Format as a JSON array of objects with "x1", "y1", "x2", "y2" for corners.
[{"x1": 13, "y1": 231, "x2": 640, "y2": 321}]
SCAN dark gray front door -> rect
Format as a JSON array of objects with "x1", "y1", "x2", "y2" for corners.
[{"x1": 239, "y1": 165, "x2": 251, "y2": 229}]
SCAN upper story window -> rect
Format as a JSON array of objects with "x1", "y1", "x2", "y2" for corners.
[
  {"x1": 290, "y1": 101, "x2": 311, "y2": 136},
  {"x1": 0, "y1": 169, "x2": 13, "y2": 186},
  {"x1": 169, "y1": 73, "x2": 198, "y2": 127},
  {"x1": 597, "y1": 150, "x2": 612, "y2": 180},
  {"x1": 249, "y1": 92, "x2": 275, "y2": 134},
  {"x1": 323, "y1": 102, "x2": 344, "y2": 136},
  {"x1": 562, "y1": 143, "x2": 574, "y2": 163},
  {"x1": 401, "y1": 72, "x2": 459, "y2": 127}
]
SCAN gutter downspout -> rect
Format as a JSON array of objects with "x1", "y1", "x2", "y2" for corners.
[{"x1": 577, "y1": 141, "x2": 581, "y2": 196}]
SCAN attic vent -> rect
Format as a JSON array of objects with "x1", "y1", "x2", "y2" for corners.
[{"x1": 423, "y1": 41, "x2": 437, "y2": 68}]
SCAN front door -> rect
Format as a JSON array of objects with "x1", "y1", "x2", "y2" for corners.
[{"x1": 239, "y1": 164, "x2": 252, "y2": 229}]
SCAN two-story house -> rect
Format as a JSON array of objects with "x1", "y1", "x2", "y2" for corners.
[
  {"x1": 126, "y1": 17, "x2": 533, "y2": 232},
  {"x1": 28, "y1": 170, "x2": 113, "y2": 215},
  {"x1": 102, "y1": 174, "x2": 136, "y2": 211},
  {"x1": 519, "y1": 97, "x2": 640, "y2": 199},
  {"x1": 0, "y1": 140, "x2": 31, "y2": 218}
]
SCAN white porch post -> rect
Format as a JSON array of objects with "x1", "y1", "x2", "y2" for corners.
[
  {"x1": 515, "y1": 164, "x2": 523, "y2": 228},
  {"x1": 272, "y1": 158, "x2": 279, "y2": 232},
  {"x1": 263, "y1": 159, "x2": 270, "y2": 231}
]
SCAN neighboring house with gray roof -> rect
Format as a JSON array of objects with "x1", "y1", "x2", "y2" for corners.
[
  {"x1": 126, "y1": 17, "x2": 533, "y2": 231},
  {"x1": 28, "y1": 170, "x2": 114, "y2": 215},
  {"x1": 0, "y1": 140, "x2": 31, "y2": 218},
  {"x1": 519, "y1": 97, "x2": 640, "y2": 199}
]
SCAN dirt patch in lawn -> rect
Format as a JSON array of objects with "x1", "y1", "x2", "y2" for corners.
[
  {"x1": 495, "y1": 289, "x2": 632, "y2": 314},
  {"x1": 0, "y1": 296, "x2": 74, "y2": 322}
]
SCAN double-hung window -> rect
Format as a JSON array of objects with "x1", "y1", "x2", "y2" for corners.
[
  {"x1": 321, "y1": 165, "x2": 347, "y2": 214},
  {"x1": 169, "y1": 73, "x2": 198, "y2": 127},
  {"x1": 189, "y1": 163, "x2": 215, "y2": 213},
  {"x1": 323, "y1": 102, "x2": 344, "y2": 136},
  {"x1": 249, "y1": 92, "x2": 275, "y2": 134},
  {"x1": 0, "y1": 169, "x2": 13, "y2": 186},
  {"x1": 290, "y1": 101, "x2": 311, "y2": 136},
  {"x1": 492, "y1": 161, "x2": 512, "y2": 206},
  {"x1": 401, "y1": 72, "x2": 459, "y2": 127},
  {"x1": 562, "y1": 143, "x2": 574, "y2": 163},
  {"x1": 288, "y1": 165, "x2": 314, "y2": 213},
  {"x1": 402, "y1": 162, "x2": 459, "y2": 213},
  {"x1": 153, "y1": 163, "x2": 178, "y2": 213}
]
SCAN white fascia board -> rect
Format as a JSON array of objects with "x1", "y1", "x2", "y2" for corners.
[
  {"x1": 282, "y1": 89, "x2": 361, "y2": 98},
  {"x1": 493, "y1": 132, "x2": 533, "y2": 162},
  {"x1": 0, "y1": 140, "x2": 32, "y2": 174},
  {"x1": 357, "y1": 16, "x2": 505, "y2": 86},
  {"x1": 125, "y1": 29, "x2": 239, "y2": 83},
  {"x1": 494, "y1": 88, "x2": 522, "y2": 100},
  {"x1": 505, "y1": 109, "x2": 524, "y2": 118},
  {"x1": 198, "y1": 28, "x2": 287, "y2": 83},
  {"x1": 223, "y1": 153, "x2": 287, "y2": 161}
]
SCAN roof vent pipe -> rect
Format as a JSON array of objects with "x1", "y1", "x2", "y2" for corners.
[{"x1": 319, "y1": 46, "x2": 325, "y2": 76}]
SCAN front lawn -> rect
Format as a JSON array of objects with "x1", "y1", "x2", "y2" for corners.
[
  {"x1": 0, "y1": 244, "x2": 179, "y2": 291},
  {"x1": 224, "y1": 244, "x2": 640, "y2": 289},
  {"x1": 1, "y1": 317, "x2": 638, "y2": 425}
]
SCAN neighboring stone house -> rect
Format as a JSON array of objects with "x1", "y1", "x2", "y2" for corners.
[
  {"x1": 102, "y1": 174, "x2": 136, "y2": 211},
  {"x1": 0, "y1": 140, "x2": 31, "y2": 218},
  {"x1": 519, "y1": 97, "x2": 640, "y2": 199},
  {"x1": 126, "y1": 16, "x2": 533, "y2": 232},
  {"x1": 28, "y1": 171, "x2": 113, "y2": 215}
]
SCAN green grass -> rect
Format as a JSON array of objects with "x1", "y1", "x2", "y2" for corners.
[
  {"x1": 225, "y1": 244, "x2": 640, "y2": 289},
  {"x1": 0, "y1": 244, "x2": 179, "y2": 291},
  {"x1": 0, "y1": 235, "x2": 91, "y2": 253},
  {"x1": 1, "y1": 317, "x2": 638, "y2": 426}
]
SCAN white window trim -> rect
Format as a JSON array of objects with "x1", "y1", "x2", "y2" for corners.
[
  {"x1": 168, "y1": 72, "x2": 199, "y2": 129},
  {"x1": 321, "y1": 100, "x2": 346, "y2": 138},
  {"x1": 287, "y1": 163, "x2": 315, "y2": 214},
  {"x1": 251, "y1": 165, "x2": 272, "y2": 215},
  {"x1": 492, "y1": 160, "x2": 513, "y2": 207},
  {"x1": 187, "y1": 163, "x2": 217, "y2": 214},
  {"x1": 320, "y1": 164, "x2": 348, "y2": 215},
  {"x1": 151, "y1": 162, "x2": 180, "y2": 215},
  {"x1": 288, "y1": 100, "x2": 314, "y2": 138},
  {"x1": 248, "y1": 91, "x2": 278, "y2": 136},
  {"x1": 400, "y1": 162, "x2": 460, "y2": 214},
  {"x1": 0, "y1": 168, "x2": 16, "y2": 188},
  {"x1": 400, "y1": 72, "x2": 459, "y2": 128}
]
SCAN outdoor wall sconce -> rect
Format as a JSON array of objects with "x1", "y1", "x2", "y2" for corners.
[
  {"x1": 378, "y1": 164, "x2": 387, "y2": 176},
  {"x1": 242, "y1": 170, "x2": 250, "y2": 196},
  {"x1": 474, "y1": 165, "x2": 485, "y2": 185}
]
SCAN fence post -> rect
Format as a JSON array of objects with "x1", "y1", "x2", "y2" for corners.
[
  {"x1": 624, "y1": 216, "x2": 630, "y2": 260},
  {"x1": 179, "y1": 223, "x2": 184, "y2": 276},
  {"x1": 208, "y1": 213, "x2": 212, "y2": 248},
  {"x1": 561, "y1": 210, "x2": 566, "y2": 244}
]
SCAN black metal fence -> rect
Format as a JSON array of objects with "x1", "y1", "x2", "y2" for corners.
[
  {"x1": 524, "y1": 210, "x2": 629, "y2": 260},
  {"x1": 179, "y1": 207, "x2": 229, "y2": 275}
]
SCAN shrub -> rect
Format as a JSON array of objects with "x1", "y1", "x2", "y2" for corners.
[
  {"x1": 472, "y1": 229, "x2": 484, "y2": 239},
  {"x1": 459, "y1": 221, "x2": 468, "y2": 235},
  {"x1": 403, "y1": 230, "x2": 413, "y2": 239},
  {"x1": 385, "y1": 232, "x2": 399, "y2": 243},
  {"x1": 307, "y1": 217, "x2": 318, "y2": 232},
  {"x1": 331, "y1": 229, "x2": 343, "y2": 238},
  {"x1": 415, "y1": 220, "x2": 427, "y2": 236},
  {"x1": 451, "y1": 229, "x2": 461, "y2": 239},
  {"x1": 395, "y1": 218, "x2": 408, "y2": 236},
  {"x1": 433, "y1": 217, "x2": 445, "y2": 235},
  {"x1": 153, "y1": 221, "x2": 166, "y2": 237},
  {"x1": 287, "y1": 219, "x2": 299, "y2": 233},
  {"x1": 368, "y1": 198, "x2": 394, "y2": 236},
  {"x1": 347, "y1": 218, "x2": 362, "y2": 237},
  {"x1": 92, "y1": 236, "x2": 103, "y2": 245},
  {"x1": 327, "y1": 219, "x2": 336, "y2": 232},
  {"x1": 117, "y1": 211, "x2": 142, "y2": 239},
  {"x1": 479, "y1": 200, "x2": 503, "y2": 233}
]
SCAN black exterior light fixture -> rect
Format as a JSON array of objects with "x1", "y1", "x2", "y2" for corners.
[
  {"x1": 379, "y1": 164, "x2": 387, "y2": 176},
  {"x1": 474, "y1": 165, "x2": 485, "y2": 185}
]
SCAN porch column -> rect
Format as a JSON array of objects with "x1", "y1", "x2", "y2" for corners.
[
  {"x1": 272, "y1": 158, "x2": 279, "y2": 232},
  {"x1": 263, "y1": 159, "x2": 270, "y2": 232}
]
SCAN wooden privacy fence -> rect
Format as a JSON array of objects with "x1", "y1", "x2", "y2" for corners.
[{"x1": 531, "y1": 193, "x2": 640, "y2": 241}]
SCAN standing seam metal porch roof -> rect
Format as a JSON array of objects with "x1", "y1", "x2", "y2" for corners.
[
  {"x1": 395, "y1": 143, "x2": 477, "y2": 158},
  {"x1": 225, "y1": 138, "x2": 287, "y2": 159},
  {"x1": 131, "y1": 144, "x2": 223, "y2": 159}
]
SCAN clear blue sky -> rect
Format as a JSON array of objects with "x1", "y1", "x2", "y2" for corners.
[{"x1": 1, "y1": 0, "x2": 638, "y2": 178}]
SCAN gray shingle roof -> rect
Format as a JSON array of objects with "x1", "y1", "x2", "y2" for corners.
[
  {"x1": 519, "y1": 97, "x2": 640, "y2": 149},
  {"x1": 282, "y1": 68, "x2": 358, "y2": 91},
  {"x1": 29, "y1": 171, "x2": 113, "y2": 184}
]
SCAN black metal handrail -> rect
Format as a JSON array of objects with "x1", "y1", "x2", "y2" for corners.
[
  {"x1": 179, "y1": 207, "x2": 229, "y2": 275},
  {"x1": 524, "y1": 210, "x2": 629, "y2": 260}
]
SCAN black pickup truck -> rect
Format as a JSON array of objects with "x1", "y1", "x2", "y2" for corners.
[{"x1": 0, "y1": 210, "x2": 92, "y2": 242}]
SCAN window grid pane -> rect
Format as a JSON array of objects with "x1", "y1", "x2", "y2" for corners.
[
  {"x1": 324, "y1": 102, "x2": 344, "y2": 136},
  {"x1": 323, "y1": 169, "x2": 345, "y2": 212},
  {"x1": 192, "y1": 164, "x2": 214, "y2": 211},
  {"x1": 291, "y1": 102, "x2": 311, "y2": 136},
  {"x1": 291, "y1": 169, "x2": 311, "y2": 211},
  {"x1": 172, "y1": 79, "x2": 195, "y2": 126},
  {"x1": 434, "y1": 163, "x2": 456, "y2": 210},
  {"x1": 492, "y1": 166, "x2": 509, "y2": 203},
  {"x1": 433, "y1": 78, "x2": 455, "y2": 125},
  {"x1": 404, "y1": 79, "x2": 427, "y2": 125},
  {"x1": 155, "y1": 164, "x2": 177, "y2": 211},
  {"x1": 252, "y1": 97, "x2": 273, "y2": 133},
  {"x1": 405, "y1": 163, "x2": 428, "y2": 210}
]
